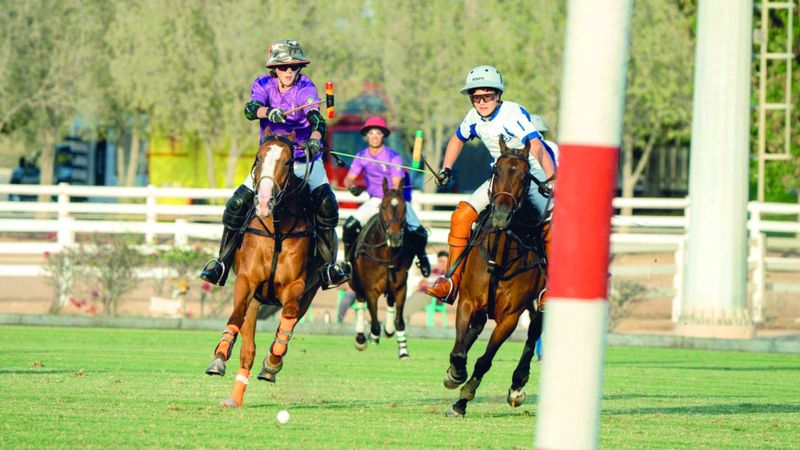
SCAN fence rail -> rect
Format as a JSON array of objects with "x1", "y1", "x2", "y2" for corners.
[{"x1": 1, "y1": 183, "x2": 798, "y2": 324}]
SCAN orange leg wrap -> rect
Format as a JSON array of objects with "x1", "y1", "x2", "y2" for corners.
[
  {"x1": 271, "y1": 317, "x2": 298, "y2": 357},
  {"x1": 230, "y1": 368, "x2": 250, "y2": 407},
  {"x1": 215, "y1": 324, "x2": 239, "y2": 360}
]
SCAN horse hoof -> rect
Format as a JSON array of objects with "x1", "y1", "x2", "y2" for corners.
[
  {"x1": 220, "y1": 398, "x2": 238, "y2": 408},
  {"x1": 370, "y1": 333, "x2": 380, "y2": 345},
  {"x1": 444, "y1": 407, "x2": 464, "y2": 418},
  {"x1": 257, "y1": 370, "x2": 277, "y2": 383},
  {"x1": 384, "y1": 328, "x2": 396, "y2": 338},
  {"x1": 205, "y1": 357, "x2": 226, "y2": 376},
  {"x1": 398, "y1": 351, "x2": 410, "y2": 360},
  {"x1": 508, "y1": 388, "x2": 527, "y2": 407},
  {"x1": 459, "y1": 377, "x2": 481, "y2": 401},
  {"x1": 355, "y1": 333, "x2": 368, "y2": 351},
  {"x1": 443, "y1": 367, "x2": 466, "y2": 390}
]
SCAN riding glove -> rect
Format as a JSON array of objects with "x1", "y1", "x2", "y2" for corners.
[
  {"x1": 437, "y1": 167, "x2": 453, "y2": 187},
  {"x1": 306, "y1": 139, "x2": 322, "y2": 158},
  {"x1": 267, "y1": 108, "x2": 286, "y2": 124},
  {"x1": 349, "y1": 186, "x2": 365, "y2": 197}
]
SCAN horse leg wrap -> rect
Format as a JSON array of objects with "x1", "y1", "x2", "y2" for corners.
[
  {"x1": 230, "y1": 368, "x2": 250, "y2": 407},
  {"x1": 270, "y1": 317, "x2": 297, "y2": 357},
  {"x1": 214, "y1": 325, "x2": 239, "y2": 360},
  {"x1": 384, "y1": 307, "x2": 396, "y2": 335},
  {"x1": 397, "y1": 330, "x2": 408, "y2": 358},
  {"x1": 354, "y1": 302, "x2": 366, "y2": 333}
]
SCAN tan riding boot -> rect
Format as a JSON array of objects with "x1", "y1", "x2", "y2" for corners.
[{"x1": 426, "y1": 202, "x2": 479, "y2": 304}]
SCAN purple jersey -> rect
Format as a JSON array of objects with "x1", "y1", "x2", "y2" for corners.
[
  {"x1": 347, "y1": 146, "x2": 404, "y2": 198},
  {"x1": 250, "y1": 74, "x2": 320, "y2": 159}
]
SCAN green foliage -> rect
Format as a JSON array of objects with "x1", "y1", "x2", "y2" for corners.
[
  {"x1": 1, "y1": 328, "x2": 799, "y2": 448},
  {"x1": 73, "y1": 235, "x2": 146, "y2": 316},
  {"x1": 40, "y1": 247, "x2": 83, "y2": 314},
  {"x1": 608, "y1": 279, "x2": 648, "y2": 331},
  {"x1": 1, "y1": 0, "x2": 796, "y2": 196}
]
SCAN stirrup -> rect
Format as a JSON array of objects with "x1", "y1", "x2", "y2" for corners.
[
  {"x1": 200, "y1": 258, "x2": 225, "y2": 284},
  {"x1": 321, "y1": 263, "x2": 350, "y2": 290}
]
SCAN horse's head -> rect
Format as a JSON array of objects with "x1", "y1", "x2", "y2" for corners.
[
  {"x1": 379, "y1": 177, "x2": 406, "y2": 248},
  {"x1": 253, "y1": 131, "x2": 296, "y2": 218},
  {"x1": 490, "y1": 137, "x2": 531, "y2": 230}
]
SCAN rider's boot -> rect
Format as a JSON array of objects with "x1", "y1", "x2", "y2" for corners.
[
  {"x1": 200, "y1": 185, "x2": 254, "y2": 286},
  {"x1": 405, "y1": 225, "x2": 431, "y2": 277},
  {"x1": 426, "y1": 202, "x2": 478, "y2": 304},
  {"x1": 342, "y1": 216, "x2": 362, "y2": 262},
  {"x1": 312, "y1": 184, "x2": 352, "y2": 289},
  {"x1": 538, "y1": 221, "x2": 552, "y2": 311}
]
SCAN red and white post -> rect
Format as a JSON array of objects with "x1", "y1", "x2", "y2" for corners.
[{"x1": 534, "y1": 0, "x2": 632, "y2": 449}]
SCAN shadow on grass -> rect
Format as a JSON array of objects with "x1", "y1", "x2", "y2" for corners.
[
  {"x1": 606, "y1": 403, "x2": 800, "y2": 415},
  {"x1": 604, "y1": 393, "x2": 759, "y2": 401},
  {"x1": 0, "y1": 368, "x2": 104, "y2": 375}
]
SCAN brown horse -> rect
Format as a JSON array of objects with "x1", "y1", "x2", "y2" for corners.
[
  {"x1": 205, "y1": 133, "x2": 321, "y2": 408},
  {"x1": 347, "y1": 178, "x2": 414, "y2": 358},
  {"x1": 443, "y1": 138, "x2": 549, "y2": 417}
]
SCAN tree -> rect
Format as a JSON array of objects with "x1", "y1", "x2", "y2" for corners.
[{"x1": 620, "y1": 1, "x2": 694, "y2": 213}]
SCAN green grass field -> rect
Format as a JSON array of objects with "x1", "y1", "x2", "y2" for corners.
[{"x1": 0, "y1": 326, "x2": 798, "y2": 449}]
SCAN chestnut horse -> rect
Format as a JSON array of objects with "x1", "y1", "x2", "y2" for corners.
[
  {"x1": 205, "y1": 133, "x2": 321, "y2": 408},
  {"x1": 443, "y1": 139, "x2": 549, "y2": 417},
  {"x1": 348, "y1": 178, "x2": 414, "y2": 359}
]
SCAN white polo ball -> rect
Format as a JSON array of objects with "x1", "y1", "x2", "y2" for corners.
[{"x1": 276, "y1": 410, "x2": 290, "y2": 424}]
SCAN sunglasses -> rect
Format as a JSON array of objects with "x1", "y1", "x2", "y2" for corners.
[
  {"x1": 470, "y1": 93, "x2": 498, "y2": 104},
  {"x1": 276, "y1": 64, "x2": 303, "y2": 72}
]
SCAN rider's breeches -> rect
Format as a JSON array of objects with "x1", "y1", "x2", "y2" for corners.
[
  {"x1": 350, "y1": 197, "x2": 422, "y2": 229},
  {"x1": 241, "y1": 160, "x2": 330, "y2": 192},
  {"x1": 466, "y1": 159, "x2": 551, "y2": 214}
]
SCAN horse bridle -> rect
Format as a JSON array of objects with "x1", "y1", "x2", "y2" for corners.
[
  {"x1": 377, "y1": 193, "x2": 406, "y2": 243},
  {"x1": 252, "y1": 134, "x2": 311, "y2": 210},
  {"x1": 489, "y1": 153, "x2": 532, "y2": 218}
]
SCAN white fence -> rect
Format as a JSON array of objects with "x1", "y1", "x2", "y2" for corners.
[{"x1": 0, "y1": 183, "x2": 798, "y2": 323}]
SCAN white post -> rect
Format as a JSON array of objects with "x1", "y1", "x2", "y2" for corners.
[
  {"x1": 679, "y1": 0, "x2": 754, "y2": 338},
  {"x1": 145, "y1": 184, "x2": 156, "y2": 245},
  {"x1": 174, "y1": 218, "x2": 188, "y2": 248},
  {"x1": 57, "y1": 183, "x2": 75, "y2": 248},
  {"x1": 534, "y1": 1, "x2": 632, "y2": 449},
  {"x1": 671, "y1": 238, "x2": 686, "y2": 323}
]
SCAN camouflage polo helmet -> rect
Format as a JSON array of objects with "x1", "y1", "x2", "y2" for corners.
[
  {"x1": 460, "y1": 65, "x2": 505, "y2": 94},
  {"x1": 265, "y1": 39, "x2": 310, "y2": 68}
]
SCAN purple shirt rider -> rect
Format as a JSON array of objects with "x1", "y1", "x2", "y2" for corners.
[
  {"x1": 250, "y1": 73, "x2": 320, "y2": 160},
  {"x1": 347, "y1": 146, "x2": 404, "y2": 199}
]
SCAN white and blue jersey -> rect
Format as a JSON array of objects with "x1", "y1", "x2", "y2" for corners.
[
  {"x1": 456, "y1": 101, "x2": 557, "y2": 168},
  {"x1": 456, "y1": 101, "x2": 556, "y2": 214}
]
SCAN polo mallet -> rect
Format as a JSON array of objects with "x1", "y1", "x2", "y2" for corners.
[{"x1": 282, "y1": 81, "x2": 335, "y2": 117}]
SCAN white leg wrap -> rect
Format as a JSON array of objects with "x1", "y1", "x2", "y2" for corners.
[
  {"x1": 355, "y1": 302, "x2": 366, "y2": 333},
  {"x1": 385, "y1": 307, "x2": 396, "y2": 334},
  {"x1": 235, "y1": 374, "x2": 249, "y2": 385},
  {"x1": 396, "y1": 330, "x2": 407, "y2": 343}
]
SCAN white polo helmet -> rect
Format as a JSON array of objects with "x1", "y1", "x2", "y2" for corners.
[
  {"x1": 460, "y1": 65, "x2": 505, "y2": 94},
  {"x1": 530, "y1": 114, "x2": 548, "y2": 132}
]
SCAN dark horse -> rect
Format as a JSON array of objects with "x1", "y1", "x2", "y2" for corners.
[
  {"x1": 443, "y1": 138, "x2": 549, "y2": 417},
  {"x1": 205, "y1": 133, "x2": 322, "y2": 408},
  {"x1": 347, "y1": 178, "x2": 414, "y2": 359}
]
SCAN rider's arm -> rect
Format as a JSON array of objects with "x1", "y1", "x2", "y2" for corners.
[
  {"x1": 343, "y1": 173, "x2": 357, "y2": 189},
  {"x1": 244, "y1": 78, "x2": 270, "y2": 121},
  {"x1": 441, "y1": 134, "x2": 465, "y2": 170},
  {"x1": 306, "y1": 109, "x2": 326, "y2": 141},
  {"x1": 527, "y1": 138, "x2": 555, "y2": 179}
]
